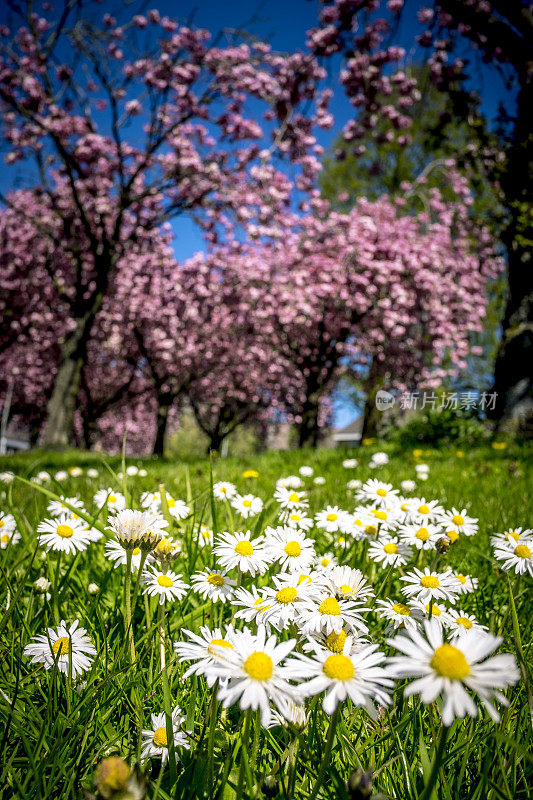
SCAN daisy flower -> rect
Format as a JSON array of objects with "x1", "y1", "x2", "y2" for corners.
[
  {"x1": 299, "y1": 466, "x2": 314, "y2": 477},
  {"x1": 140, "y1": 707, "x2": 189, "y2": 764},
  {"x1": 342, "y1": 459, "x2": 358, "y2": 468},
  {"x1": 0, "y1": 512, "x2": 17, "y2": 533},
  {"x1": 408, "y1": 498, "x2": 445, "y2": 524},
  {"x1": 313, "y1": 476, "x2": 326, "y2": 485},
  {"x1": 94, "y1": 489, "x2": 126, "y2": 514},
  {"x1": 446, "y1": 609, "x2": 488, "y2": 640},
  {"x1": 213, "y1": 481, "x2": 237, "y2": 500},
  {"x1": 288, "y1": 637, "x2": 393, "y2": 716},
  {"x1": 68, "y1": 467, "x2": 83, "y2": 478},
  {"x1": 81, "y1": 522, "x2": 103, "y2": 542},
  {"x1": 370, "y1": 452, "x2": 388, "y2": 466},
  {"x1": 315, "y1": 552, "x2": 338, "y2": 571},
  {"x1": 493, "y1": 540, "x2": 533, "y2": 576},
  {"x1": 37, "y1": 515, "x2": 92, "y2": 554},
  {"x1": 214, "y1": 530, "x2": 270, "y2": 576},
  {"x1": 490, "y1": 527, "x2": 532, "y2": 548},
  {"x1": 106, "y1": 509, "x2": 167, "y2": 548},
  {"x1": 399, "y1": 523, "x2": 441, "y2": 551},
  {"x1": 400, "y1": 567, "x2": 459, "y2": 605},
  {"x1": 175, "y1": 625, "x2": 240, "y2": 685},
  {"x1": 303, "y1": 628, "x2": 369, "y2": 655},
  {"x1": 388, "y1": 620, "x2": 520, "y2": 725},
  {"x1": 447, "y1": 571, "x2": 478, "y2": 595},
  {"x1": 315, "y1": 506, "x2": 346, "y2": 534},
  {"x1": 47, "y1": 497, "x2": 86, "y2": 518},
  {"x1": 368, "y1": 536, "x2": 412, "y2": 568},
  {"x1": 276, "y1": 475, "x2": 303, "y2": 490},
  {"x1": 401, "y1": 480, "x2": 416, "y2": 492},
  {"x1": 274, "y1": 486, "x2": 308, "y2": 511},
  {"x1": 24, "y1": 619, "x2": 96, "y2": 677},
  {"x1": 296, "y1": 593, "x2": 369, "y2": 636},
  {"x1": 231, "y1": 494, "x2": 264, "y2": 519},
  {"x1": 325, "y1": 566, "x2": 373, "y2": 601},
  {"x1": 54, "y1": 471, "x2": 68, "y2": 481},
  {"x1": 105, "y1": 539, "x2": 150, "y2": 571},
  {"x1": 163, "y1": 496, "x2": 190, "y2": 520},
  {"x1": 265, "y1": 526, "x2": 315, "y2": 571},
  {"x1": 198, "y1": 524, "x2": 214, "y2": 547},
  {"x1": 375, "y1": 599, "x2": 421, "y2": 632},
  {"x1": 439, "y1": 508, "x2": 478, "y2": 538},
  {"x1": 260, "y1": 575, "x2": 316, "y2": 632},
  {"x1": 414, "y1": 602, "x2": 453, "y2": 628},
  {"x1": 141, "y1": 567, "x2": 189, "y2": 605},
  {"x1": 356, "y1": 480, "x2": 399, "y2": 507},
  {"x1": 283, "y1": 510, "x2": 314, "y2": 531},
  {"x1": 231, "y1": 586, "x2": 272, "y2": 624},
  {"x1": 1, "y1": 528, "x2": 21, "y2": 549},
  {"x1": 346, "y1": 479, "x2": 362, "y2": 490},
  {"x1": 190, "y1": 569, "x2": 236, "y2": 602},
  {"x1": 209, "y1": 624, "x2": 300, "y2": 727}
]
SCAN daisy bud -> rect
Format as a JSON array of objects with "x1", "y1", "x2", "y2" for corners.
[
  {"x1": 34, "y1": 576, "x2": 51, "y2": 593},
  {"x1": 347, "y1": 768, "x2": 373, "y2": 799},
  {"x1": 261, "y1": 775, "x2": 279, "y2": 798},
  {"x1": 88, "y1": 583, "x2": 99, "y2": 595},
  {"x1": 436, "y1": 536, "x2": 451, "y2": 554},
  {"x1": 95, "y1": 756, "x2": 130, "y2": 798}
]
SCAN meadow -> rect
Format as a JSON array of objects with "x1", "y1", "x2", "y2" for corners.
[{"x1": 0, "y1": 442, "x2": 531, "y2": 800}]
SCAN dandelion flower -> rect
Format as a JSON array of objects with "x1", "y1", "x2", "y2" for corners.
[{"x1": 24, "y1": 619, "x2": 96, "y2": 677}]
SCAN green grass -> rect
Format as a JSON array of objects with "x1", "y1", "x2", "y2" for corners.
[{"x1": 0, "y1": 443, "x2": 531, "y2": 800}]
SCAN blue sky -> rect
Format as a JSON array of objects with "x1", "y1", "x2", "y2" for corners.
[{"x1": 1, "y1": 0, "x2": 514, "y2": 428}]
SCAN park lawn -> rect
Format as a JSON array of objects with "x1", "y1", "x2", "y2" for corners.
[{"x1": 0, "y1": 442, "x2": 531, "y2": 800}]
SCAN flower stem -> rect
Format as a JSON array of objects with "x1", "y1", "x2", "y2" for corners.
[
  {"x1": 207, "y1": 684, "x2": 219, "y2": 788},
  {"x1": 159, "y1": 600, "x2": 177, "y2": 785},
  {"x1": 308, "y1": 706, "x2": 340, "y2": 800},
  {"x1": 123, "y1": 550, "x2": 136, "y2": 664},
  {"x1": 52, "y1": 552, "x2": 62, "y2": 625},
  {"x1": 236, "y1": 708, "x2": 253, "y2": 800},
  {"x1": 420, "y1": 724, "x2": 450, "y2": 800}
]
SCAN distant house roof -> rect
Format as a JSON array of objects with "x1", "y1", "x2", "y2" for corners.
[{"x1": 332, "y1": 418, "x2": 363, "y2": 442}]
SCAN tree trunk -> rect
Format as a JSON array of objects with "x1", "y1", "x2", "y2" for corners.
[
  {"x1": 152, "y1": 395, "x2": 172, "y2": 456},
  {"x1": 491, "y1": 80, "x2": 533, "y2": 434},
  {"x1": 207, "y1": 428, "x2": 225, "y2": 455},
  {"x1": 297, "y1": 391, "x2": 321, "y2": 448},
  {"x1": 41, "y1": 316, "x2": 93, "y2": 448}
]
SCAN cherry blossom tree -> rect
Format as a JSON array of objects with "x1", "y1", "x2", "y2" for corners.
[{"x1": 0, "y1": 2, "x2": 329, "y2": 446}]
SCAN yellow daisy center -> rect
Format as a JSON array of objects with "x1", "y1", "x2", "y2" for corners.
[
  {"x1": 319, "y1": 596, "x2": 341, "y2": 616},
  {"x1": 384, "y1": 542, "x2": 398, "y2": 554},
  {"x1": 0, "y1": 520, "x2": 4, "y2": 527},
  {"x1": 288, "y1": 492, "x2": 300, "y2": 503},
  {"x1": 506, "y1": 531, "x2": 520, "y2": 541},
  {"x1": 208, "y1": 638, "x2": 234, "y2": 655},
  {"x1": 456, "y1": 616, "x2": 473, "y2": 629},
  {"x1": 392, "y1": 603, "x2": 411, "y2": 616},
  {"x1": 447, "y1": 530, "x2": 459, "y2": 543},
  {"x1": 297, "y1": 574, "x2": 311, "y2": 585},
  {"x1": 455, "y1": 574, "x2": 466, "y2": 584},
  {"x1": 284, "y1": 540, "x2": 301, "y2": 557},
  {"x1": 52, "y1": 636, "x2": 70, "y2": 656},
  {"x1": 207, "y1": 573, "x2": 225, "y2": 586},
  {"x1": 325, "y1": 630, "x2": 348, "y2": 653},
  {"x1": 220, "y1": 487, "x2": 227, "y2": 493},
  {"x1": 425, "y1": 603, "x2": 442, "y2": 616},
  {"x1": 365, "y1": 524, "x2": 377, "y2": 535},
  {"x1": 514, "y1": 544, "x2": 531, "y2": 559},
  {"x1": 340, "y1": 583, "x2": 353, "y2": 595},
  {"x1": 289, "y1": 513, "x2": 301, "y2": 521},
  {"x1": 244, "y1": 651, "x2": 273, "y2": 681},
  {"x1": 132, "y1": 547, "x2": 141, "y2": 555},
  {"x1": 153, "y1": 727, "x2": 168, "y2": 748},
  {"x1": 418, "y1": 504, "x2": 430, "y2": 514},
  {"x1": 430, "y1": 644, "x2": 470, "y2": 680},
  {"x1": 1, "y1": 534, "x2": 10, "y2": 543},
  {"x1": 235, "y1": 540, "x2": 253, "y2": 556},
  {"x1": 167, "y1": 498, "x2": 176, "y2": 508},
  {"x1": 108, "y1": 495, "x2": 117, "y2": 503},
  {"x1": 326, "y1": 513, "x2": 338, "y2": 522},
  {"x1": 374, "y1": 510, "x2": 387, "y2": 521},
  {"x1": 276, "y1": 587, "x2": 298, "y2": 604},
  {"x1": 56, "y1": 524, "x2": 74, "y2": 539},
  {"x1": 416, "y1": 528, "x2": 430, "y2": 541},
  {"x1": 323, "y1": 654, "x2": 354, "y2": 681},
  {"x1": 157, "y1": 575, "x2": 174, "y2": 588},
  {"x1": 401, "y1": 502, "x2": 409, "y2": 512},
  {"x1": 242, "y1": 499, "x2": 252, "y2": 508},
  {"x1": 376, "y1": 488, "x2": 387, "y2": 497},
  {"x1": 452, "y1": 514, "x2": 465, "y2": 526},
  {"x1": 421, "y1": 576, "x2": 439, "y2": 588}
]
